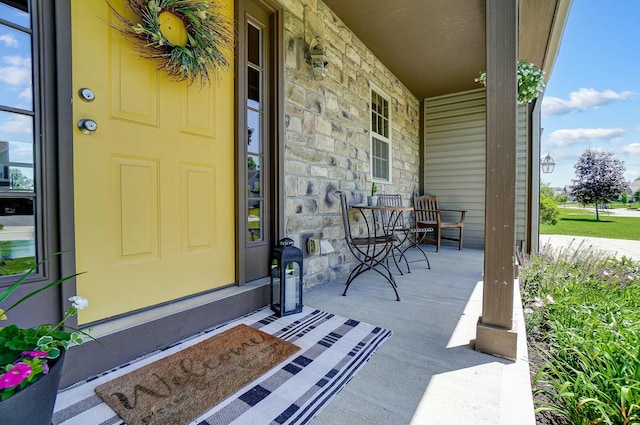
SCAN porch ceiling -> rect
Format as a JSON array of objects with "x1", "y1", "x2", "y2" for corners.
[{"x1": 322, "y1": 0, "x2": 563, "y2": 100}]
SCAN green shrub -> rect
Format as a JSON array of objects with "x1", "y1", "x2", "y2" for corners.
[
  {"x1": 520, "y1": 243, "x2": 640, "y2": 425},
  {"x1": 540, "y1": 195, "x2": 559, "y2": 225}
]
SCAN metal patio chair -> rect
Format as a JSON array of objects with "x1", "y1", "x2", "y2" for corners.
[
  {"x1": 377, "y1": 194, "x2": 431, "y2": 273},
  {"x1": 337, "y1": 191, "x2": 400, "y2": 300}
]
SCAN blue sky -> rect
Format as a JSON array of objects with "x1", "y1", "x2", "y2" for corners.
[{"x1": 541, "y1": 1, "x2": 640, "y2": 189}]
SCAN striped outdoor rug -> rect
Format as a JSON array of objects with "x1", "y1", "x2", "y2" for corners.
[{"x1": 53, "y1": 306, "x2": 392, "y2": 425}]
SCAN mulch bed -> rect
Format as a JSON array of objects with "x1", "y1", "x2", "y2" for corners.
[{"x1": 527, "y1": 334, "x2": 572, "y2": 425}]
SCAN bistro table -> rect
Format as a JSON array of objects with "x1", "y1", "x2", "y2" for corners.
[{"x1": 343, "y1": 204, "x2": 413, "y2": 301}]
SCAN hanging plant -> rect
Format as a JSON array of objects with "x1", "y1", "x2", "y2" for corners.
[
  {"x1": 475, "y1": 60, "x2": 545, "y2": 104},
  {"x1": 106, "y1": 0, "x2": 234, "y2": 87}
]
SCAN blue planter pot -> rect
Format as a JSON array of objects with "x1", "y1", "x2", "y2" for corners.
[{"x1": 0, "y1": 350, "x2": 65, "y2": 425}]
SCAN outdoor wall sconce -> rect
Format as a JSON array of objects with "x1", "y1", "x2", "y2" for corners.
[
  {"x1": 306, "y1": 36, "x2": 328, "y2": 81},
  {"x1": 541, "y1": 153, "x2": 556, "y2": 174},
  {"x1": 270, "y1": 238, "x2": 303, "y2": 317}
]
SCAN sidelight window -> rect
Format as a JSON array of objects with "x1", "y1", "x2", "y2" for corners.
[{"x1": 0, "y1": 0, "x2": 37, "y2": 276}]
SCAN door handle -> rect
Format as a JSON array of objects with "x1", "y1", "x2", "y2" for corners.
[{"x1": 77, "y1": 119, "x2": 98, "y2": 135}]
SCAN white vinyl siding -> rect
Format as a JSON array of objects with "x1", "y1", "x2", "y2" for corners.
[
  {"x1": 370, "y1": 86, "x2": 391, "y2": 182},
  {"x1": 424, "y1": 88, "x2": 486, "y2": 249},
  {"x1": 424, "y1": 88, "x2": 530, "y2": 250}
]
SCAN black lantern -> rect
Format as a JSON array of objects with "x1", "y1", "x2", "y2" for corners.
[{"x1": 271, "y1": 238, "x2": 303, "y2": 317}]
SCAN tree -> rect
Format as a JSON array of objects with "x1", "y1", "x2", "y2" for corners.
[
  {"x1": 620, "y1": 191, "x2": 629, "y2": 204},
  {"x1": 555, "y1": 194, "x2": 568, "y2": 206},
  {"x1": 10, "y1": 168, "x2": 33, "y2": 191},
  {"x1": 540, "y1": 183, "x2": 559, "y2": 225},
  {"x1": 570, "y1": 149, "x2": 629, "y2": 221},
  {"x1": 247, "y1": 156, "x2": 257, "y2": 170}
]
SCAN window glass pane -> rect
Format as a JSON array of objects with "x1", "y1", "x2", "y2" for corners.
[
  {"x1": 0, "y1": 196, "x2": 35, "y2": 275},
  {"x1": 247, "y1": 67, "x2": 260, "y2": 109},
  {"x1": 247, "y1": 155, "x2": 261, "y2": 198},
  {"x1": 0, "y1": 24, "x2": 32, "y2": 110},
  {"x1": 370, "y1": 111, "x2": 376, "y2": 134},
  {"x1": 0, "y1": 113, "x2": 34, "y2": 192},
  {"x1": 248, "y1": 23, "x2": 260, "y2": 66},
  {"x1": 371, "y1": 90, "x2": 390, "y2": 138},
  {"x1": 372, "y1": 137, "x2": 389, "y2": 181},
  {"x1": 247, "y1": 200, "x2": 262, "y2": 242},
  {"x1": 247, "y1": 109, "x2": 261, "y2": 154},
  {"x1": 0, "y1": 1, "x2": 29, "y2": 28}
]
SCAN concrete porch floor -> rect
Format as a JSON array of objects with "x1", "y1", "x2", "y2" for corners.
[{"x1": 304, "y1": 246, "x2": 535, "y2": 425}]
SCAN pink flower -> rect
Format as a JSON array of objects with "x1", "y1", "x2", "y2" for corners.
[
  {"x1": 21, "y1": 350, "x2": 49, "y2": 358},
  {"x1": 0, "y1": 363, "x2": 32, "y2": 389}
]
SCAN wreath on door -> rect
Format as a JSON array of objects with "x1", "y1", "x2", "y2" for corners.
[{"x1": 107, "y1": 0, "x2": 233, "y2": 87}]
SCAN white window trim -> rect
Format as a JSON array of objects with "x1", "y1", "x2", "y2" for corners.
[{"x1": 369, "y1": 82, "x2": 392, "y2": 184}]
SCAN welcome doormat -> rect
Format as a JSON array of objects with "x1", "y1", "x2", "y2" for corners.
[
  {"x1": 94, "y1": 324, "x2": 299, "y2": 425},
  {"x1": 53, "y1": 307, "x2": 392, "y2": 425}
]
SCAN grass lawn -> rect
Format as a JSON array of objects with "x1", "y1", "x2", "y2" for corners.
[{"x1": 540, "y1": 207, "x2": 640, "y2": 241}]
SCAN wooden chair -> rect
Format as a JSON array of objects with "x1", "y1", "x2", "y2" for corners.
[
  {"x1": 413, "y1": 195, "x2": 466, "y2": 252},
  {"x1": 377, "y1": 194, "x2": 431, "y2": 273}
]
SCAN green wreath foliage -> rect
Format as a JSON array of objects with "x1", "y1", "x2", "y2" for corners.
[{"x1": 107, "y1": 0, "x2": 233, "y2": 86}]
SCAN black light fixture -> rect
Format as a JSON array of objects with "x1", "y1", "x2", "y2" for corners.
[
  {"x1": 270, "y1": 238, "x2": 303, "y2": 317},
  {"x1": 541, "y1": 153, "x2": 556, "y2": 174},
  {"x1": 306, "y1": 36, "x2": 328, "y2": 81}
]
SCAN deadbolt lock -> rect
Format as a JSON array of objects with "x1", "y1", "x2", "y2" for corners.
[
  {"x1": 77, "y1": 119, "x2": 98, "y2": 135},
  {"x1": 78, "y1": 88, "x2": 95, "y2": 102}
]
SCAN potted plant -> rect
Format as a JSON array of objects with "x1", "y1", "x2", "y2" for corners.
[
  {"x1": 0, "y1": 252, "x2": 91, "y2": 425},
  {"x1": 368, "y1": 182, "x2": 379, "y2": 206},
  {"x1": 475, "y1": 60, "x2": 545, "y2": 104}
]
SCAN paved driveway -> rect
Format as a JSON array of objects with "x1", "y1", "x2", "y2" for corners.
[{"x1": 542, "y1": 207, "x2": 640, "y2": 262}]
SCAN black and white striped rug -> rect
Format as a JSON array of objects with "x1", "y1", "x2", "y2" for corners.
[{"x1": 53, "y1": 306, "x2": 392, "y2": 425}]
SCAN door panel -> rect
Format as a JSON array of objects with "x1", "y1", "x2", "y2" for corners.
[
  {"x1": 71, "y1": 0, "x2": 235, "y2": 324},
  {"x1": 111, "y1": 157, "x2": 159, "y2": 260}
]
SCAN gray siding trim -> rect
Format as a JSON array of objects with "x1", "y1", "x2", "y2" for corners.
[
  {"x1": 423, "y1": 88, "x2": 486, "y2": 249},
  {"x1": 516, "y1": 104, "x2": 528, "y2": 247}
]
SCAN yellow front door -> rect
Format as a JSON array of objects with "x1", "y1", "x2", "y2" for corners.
[{"x1": 71, "y1": 0, "x2": 235, "y2": 324}]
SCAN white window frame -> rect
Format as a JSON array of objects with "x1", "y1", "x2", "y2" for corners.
[{"x1": 369, "y1": 83, "x2": 392, "y2": 183}]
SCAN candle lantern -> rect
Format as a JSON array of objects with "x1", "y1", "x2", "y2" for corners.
[{"x1": 270, "y1": 237, "x2": 303, "y2": 317}]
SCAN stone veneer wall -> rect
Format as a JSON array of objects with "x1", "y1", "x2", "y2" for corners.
[{"x1": 279, "y1": 0, "x2": 421, "y2": 288}]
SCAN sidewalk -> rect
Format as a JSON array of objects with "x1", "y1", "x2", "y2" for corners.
[{"x1": 540, "y1": 234, "x2": 640, "y2": 262}]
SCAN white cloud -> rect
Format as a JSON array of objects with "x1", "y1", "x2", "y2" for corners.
[
  {"x1": 9, "y1": 142, "x2": 33, "y2": 163},
  {"x1": 0, "y1": 114, "x2": 32, "y2": 135},
  {"x1": 542, "y1": 88, "x2": 635, "y2": 117},
  {"x1": 0, "y1": 34, "x2": 18, "y2": 48},
  {"x1": 622, "y1": 143, "x2": 640, "y2": 154},
  {"x1": 18, "y1": 87, "x2": 31, "y2": 101},
  {"x1": 546, "y1": 128, "x2": 625, "y2": 148},
  {"x1": 0, "y1": 55, "x2": 31, "y2": 86}
]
